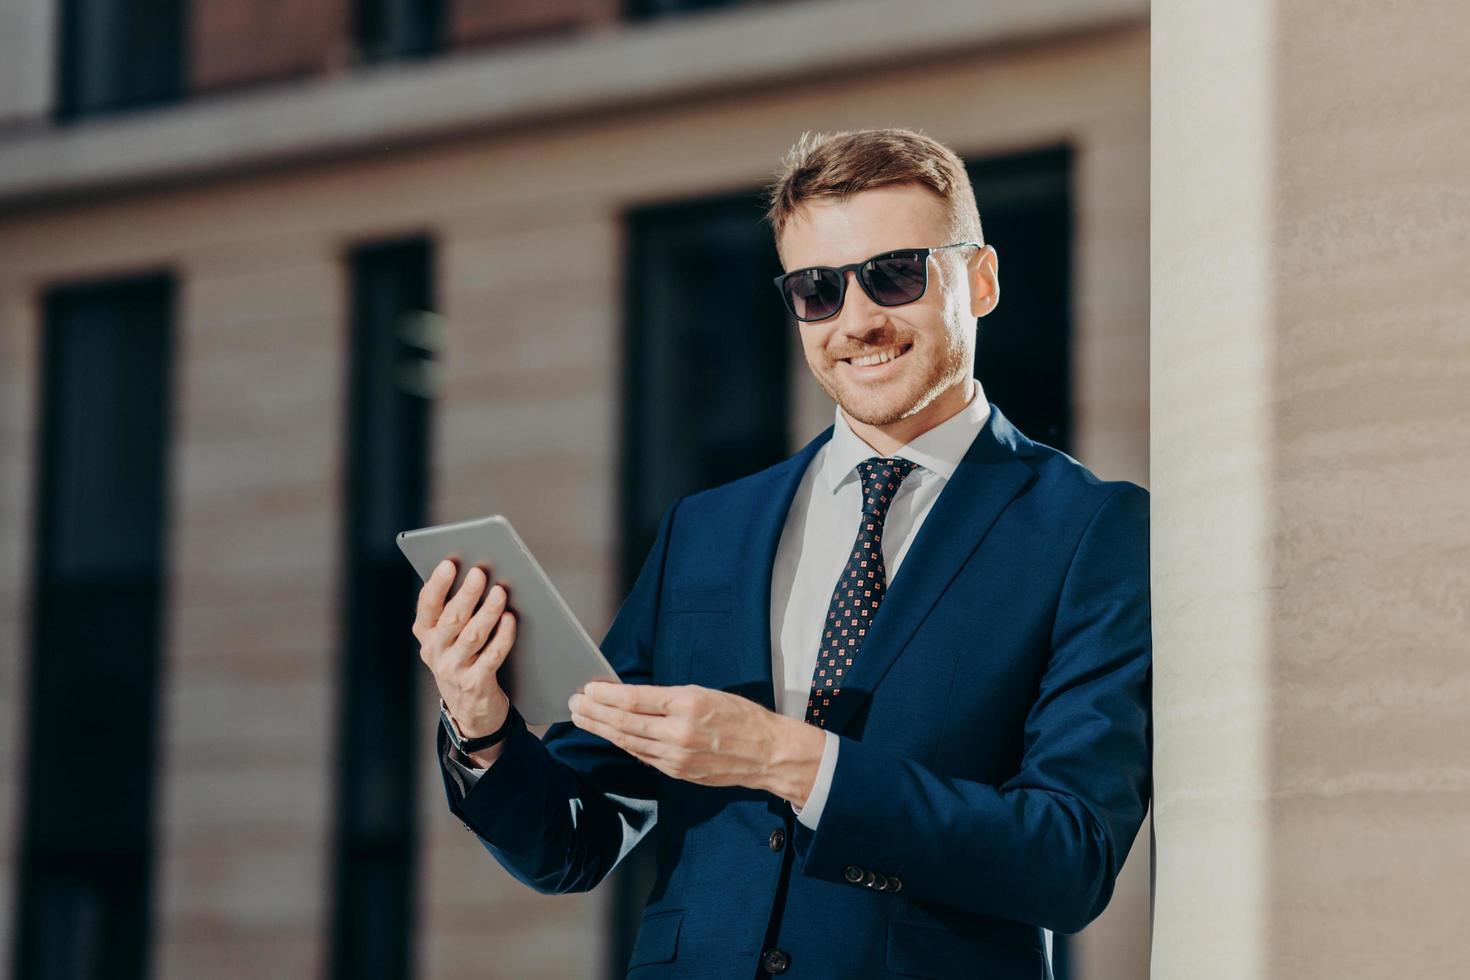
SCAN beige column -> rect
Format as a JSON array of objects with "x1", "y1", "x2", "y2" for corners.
[{"x1": 1151, "y1": 1, "x2": 1470, "y2": 977}]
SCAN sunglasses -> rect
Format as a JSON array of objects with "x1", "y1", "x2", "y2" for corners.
[{"x1": 772, "y1": 241, "x2": 981, "y2": 323}]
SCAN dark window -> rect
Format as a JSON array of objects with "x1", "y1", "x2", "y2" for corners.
[
  {"x1": 624, "y1": 0, "x2": 747, "y2": 21},
  {"x1": 329, "y1": 238, "x2": 437, "y2": 980},
  {"x1": 612, "y1": 190, "x2": 790, "y2": 976},
  {"x1": 55, "y1": 0, "x2": 184, "y2": 121},
  {"x1": 619, "y1": 191, "x2": 791, "y2": 590},
  {"x1": 964, "y1": 144, "x2": 1075, "y2": 454},
  {"x1": 14, "y1": 273, "x2": 176, "y2": 980},
  {"x1": 354, "y1": 0, "x2": 445, "y2": 64}
]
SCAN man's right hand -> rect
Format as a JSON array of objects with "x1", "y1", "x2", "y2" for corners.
[{"x1": 414, "y1": 558, "x2": 518, "y2": 766}]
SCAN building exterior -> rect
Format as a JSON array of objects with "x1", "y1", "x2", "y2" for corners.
[{"x1": 0, "y1": 1, "x2": 1152, "y2": 977}]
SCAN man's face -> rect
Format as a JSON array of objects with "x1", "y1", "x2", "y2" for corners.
[{"x1": 776, "y1": 183, "x2": 997, "y2": 428}]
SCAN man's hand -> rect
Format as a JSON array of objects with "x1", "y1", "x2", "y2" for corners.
[
  {"x1": 413, "y1": 558, "x2": 517, "y2": 766},
  {"x1": 568, "y1": 682, "x2": 827, "y2": 807}
]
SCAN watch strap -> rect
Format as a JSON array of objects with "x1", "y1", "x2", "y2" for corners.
[{"x1": 440, "y1": 698, "x2": 519, "y2": 753}]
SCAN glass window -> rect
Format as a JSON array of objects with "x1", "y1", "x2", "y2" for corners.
[
  {"x1": 354, "y1": 0, "x2": 446, "y2": 64},
  {"x1": 965, "y1": 144, "x2": 1075, "y2": 454},
  {"x1": 330, "y1": 237, "x2": 437, "y2": 980},
  {"x1": 16, "y1": 273, "x2": 176, "y2": 980},
  {"x1": 56, "y1": 0, "x2": 184, "y2": 120}
]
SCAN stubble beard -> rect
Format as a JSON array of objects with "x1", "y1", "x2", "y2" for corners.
[{"x1": 817, "y1": 326, "x2": 970, "y2": 428}]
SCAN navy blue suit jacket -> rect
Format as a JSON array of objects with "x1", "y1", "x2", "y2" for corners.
[{"x1": 437, "y1": 402, "x2": 1153, "y2": 979}]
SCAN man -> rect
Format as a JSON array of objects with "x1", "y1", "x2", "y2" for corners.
[{"x1": 414, "y1": 128, "x2": 1151, "y2": 979}]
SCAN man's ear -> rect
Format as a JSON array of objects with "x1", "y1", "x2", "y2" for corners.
[{"x1": 970, "y1": 244, "x2": 999, "y2": 318}]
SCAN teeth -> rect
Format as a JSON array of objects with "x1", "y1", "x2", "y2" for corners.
[{"x1": 849, "y1": 346, "x2": 905, "y2": 367}]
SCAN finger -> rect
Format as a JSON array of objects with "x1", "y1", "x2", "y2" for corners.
[
  {"x1": 468, "y1": 608, "x2": 517, "y2": 681},
  {"x1": 446, "y1": 582, "x2": 508, "y2": 667},
  {"x1": 570, "y1": 711, "x2": 669, "y2": 760},
  {"x1": 413, "y1": 559, "x2": 456, "y2": 638},
  {"x1": 570, "y1": 695, "x2": 677, "y2": 742},
  {"x1": 582, "y1": 681, "x2": 675, "y2": 715},
  {"x1": 432, "y1": 565, "x2": 489, "y2": 650}
]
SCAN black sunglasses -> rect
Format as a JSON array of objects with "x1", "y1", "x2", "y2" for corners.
[{"x1": 772, "y1": 241, "x2": 981, "y2": 322}]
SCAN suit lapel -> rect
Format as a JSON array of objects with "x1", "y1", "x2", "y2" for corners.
[
  {"x1": 731, "y1": 424, "x2": 834, "y2": 711},
  {"x1": 818, "y1": 402, "x2": 1038, "y2": 735}
]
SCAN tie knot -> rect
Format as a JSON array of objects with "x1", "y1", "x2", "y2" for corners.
[{"x1": 856, "y1": 456, "x2": 919, "y2": 518}]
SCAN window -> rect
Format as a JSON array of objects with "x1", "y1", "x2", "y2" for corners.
[
  {"x1": 56, "y1": 0, "x2": 184, "y2": 120},
  {"x1": 14, "y1": 273, "x2": 177, "y2": 980},
  {"x1": 625, "y1": 0, "x2": 748, "y2": 22},
  {"x1": 964, "y1": 144, "x2": 1075, "y2": 454},
  {"x1": 354, "y1": 0, "x2": 446, "y2": 64},
  {"x1": 329, "y1": 237, "x2": 437, "y2": 980}
]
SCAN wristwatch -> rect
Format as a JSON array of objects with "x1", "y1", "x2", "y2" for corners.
[{"x1": 440, "y1": 698, "x2": 519, "y2": 754}]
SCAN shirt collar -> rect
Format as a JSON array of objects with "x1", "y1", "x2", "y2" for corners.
[{"x1": 818, "y1": 377, "x2": 991, "y2": 496}]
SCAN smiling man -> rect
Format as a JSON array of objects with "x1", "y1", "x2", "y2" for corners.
[{"x1": 415, "y1": 128, "x2": 1152, "y2": 979}]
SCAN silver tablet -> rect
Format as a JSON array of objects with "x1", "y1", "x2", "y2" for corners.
[{"x1": 396, "y1": 514, "x2": 620, "y2": 726}]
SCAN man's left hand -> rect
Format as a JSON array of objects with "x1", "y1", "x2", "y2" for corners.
[{"x1": 569, "y1": 682, "x2": 825, "y2": 807}]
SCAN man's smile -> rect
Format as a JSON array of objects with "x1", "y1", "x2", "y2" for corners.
[{"x1": 838, "y1": 342, "x2": 913, "y2": 374}]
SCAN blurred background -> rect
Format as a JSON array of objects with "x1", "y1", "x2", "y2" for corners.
[{"x1": 0, "y1": 0, "x2": 1149, "y2": 977}]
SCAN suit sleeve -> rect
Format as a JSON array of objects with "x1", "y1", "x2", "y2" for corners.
[
  {"x1": 794, "y1": 483, "x2": 1152, "y2": 934},
  {"x1": 434, "y1": 497, "x2": 682, "y2": 894},
  {"x1": 442, "y1": 740, "x2": 488, "y2": 792}
]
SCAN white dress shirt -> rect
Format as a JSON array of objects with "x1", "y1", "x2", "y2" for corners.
[{"x1": 447, "y1": 379, "x2": 992, "y2": 833}]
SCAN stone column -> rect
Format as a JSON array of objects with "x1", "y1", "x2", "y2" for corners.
[{"x1": 1151, "y1": 1, "x2": 1470, "y2": 976}]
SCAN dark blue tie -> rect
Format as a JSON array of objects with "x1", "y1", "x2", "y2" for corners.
[{"x1": 805, "y1": 455, "x2": 920, "y2": 727}]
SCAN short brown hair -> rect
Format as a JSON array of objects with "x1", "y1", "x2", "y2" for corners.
[{"x1": 761, "y1": 127, "x2": 984, "y2": 259}]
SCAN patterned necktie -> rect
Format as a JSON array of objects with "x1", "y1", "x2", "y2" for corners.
[{"x1": 805, "y1": 455, "x2": 921, "y2": 727}]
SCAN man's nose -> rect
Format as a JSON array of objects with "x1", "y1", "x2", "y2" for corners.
[{"x1": 834, "y1": 269, "x2": 891, "y2": 334}]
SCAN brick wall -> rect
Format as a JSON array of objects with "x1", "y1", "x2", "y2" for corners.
[
  {"x1": 448, "y1": 0, "x2": 621, "y2": 53},
  {"x1": 191, "y1": 0, "x2": 352, "y2": 94}
]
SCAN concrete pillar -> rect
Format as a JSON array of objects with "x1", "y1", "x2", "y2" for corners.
[{"x1": 1151, "y1": 1, "x2": 1470, "y2": 976}]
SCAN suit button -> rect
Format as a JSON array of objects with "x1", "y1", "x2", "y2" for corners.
[
  {"x1": 861, "y1": 869, "x2": 877, "y2": 887},
  {"x1": 844, "y1": 864, "x2": 864, "y2": 883},
  {"x1": 768, "y1": 828, "x2": 786, "y2": 851},
  {"x1": 761, "y1": 948, "x2": 790, "y2": 974},
  {"x1": 889, "y1": 875, "x2": 903, "y2": 892},
  {"x1": 868, "y1": 872, "x2": 890, "y2": 890}
]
